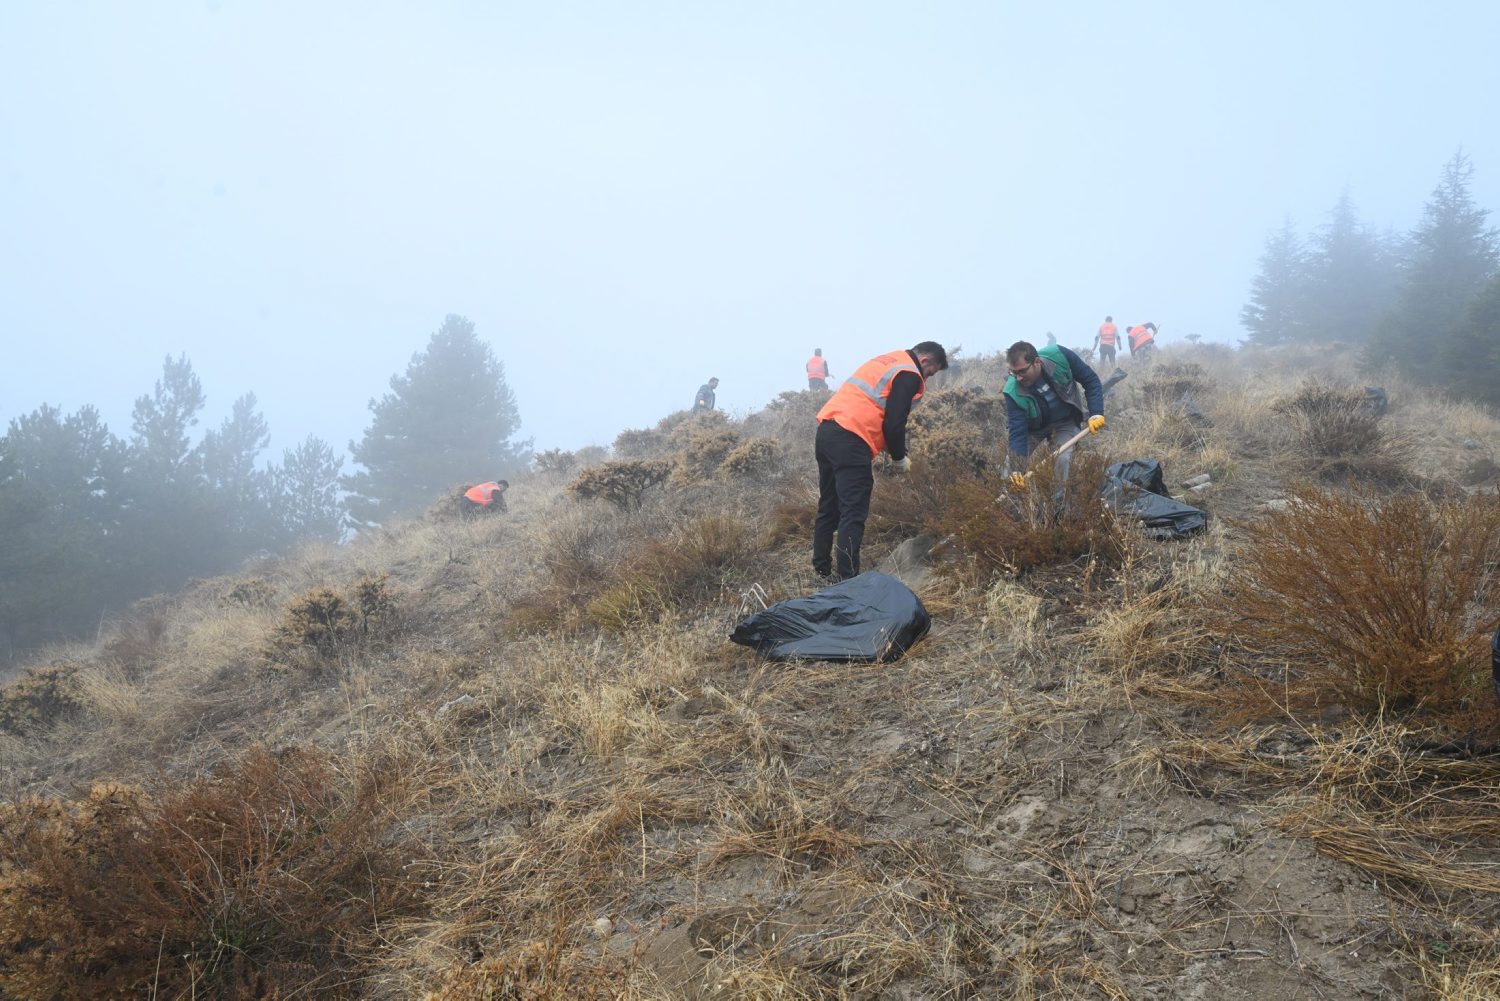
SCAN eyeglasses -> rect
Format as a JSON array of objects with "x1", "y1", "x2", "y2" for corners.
[{"x1": 1008, "y1": 359, "x2": 1036, "y2": 377}]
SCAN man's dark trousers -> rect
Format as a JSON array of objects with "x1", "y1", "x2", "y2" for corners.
[{"x1": 813, "y1": 419, "x2": 875, "y2": 581}]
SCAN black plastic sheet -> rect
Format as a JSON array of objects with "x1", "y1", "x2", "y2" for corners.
[
  {"x1": 729, "y1": 572, "x2": 931, "y2": 663},
  {"x1": 1103, "y1": 460, "x2": 1208, "y2": 539}
]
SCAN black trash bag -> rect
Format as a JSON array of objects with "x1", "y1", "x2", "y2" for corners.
[
  {"x1": 729, "y1": 572, "x2": 931, "y2": 663},
  {"x1": 1103, "y1": 459, "x2": 1208, "y2": 539},
  {"x1": 1364, "y1": 386, "x2": 1389, "y2": 417}
]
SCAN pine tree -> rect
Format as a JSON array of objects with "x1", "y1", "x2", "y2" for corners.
[
  {"x1": 1444, "y1": 272, "x2": 1500, "y2": 406},
  {"x1": 272, "y1": 435, "x2": 345, "y2": 545},
  {"x1": 344, "y1": 315, "x2": 529, "y2": 528},
  {"x1": 1304, "y1": 191, "x2": 1402, "y2": 343},
  {"x1": 0, "y1": 405, "x2": 125, "y2": 657},
  {"x1": 200, "y1": 393, "x2": 278, "y2": 549},
  {"x1": 1368, "y1": 152, "x2": 1499, "y2": 380},
  {"x1": 1240, "y1": 218, "x2": 1309, "y2": 346}
]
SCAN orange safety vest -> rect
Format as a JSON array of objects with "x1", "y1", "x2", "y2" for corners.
[
  {"x1": 1128, "y1": 325, "x2": 1154, "y2": 351},
  {"x1": 1098, "y1": 322, "x2": 1118, "y2": 346},
  {"x1": 806, "y1": 355, "x2": 829, "y2": 379},
  {"x1": 816, "y1": 350, "x2": 925, "y2": 457},
  {"x1": 464, "y1": 482, "x2": 505, "y2": 505}
]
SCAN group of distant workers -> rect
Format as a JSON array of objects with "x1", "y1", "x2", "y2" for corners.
[{"x1": 470, "y1": 319, "x2": 1151, "y2": 582}]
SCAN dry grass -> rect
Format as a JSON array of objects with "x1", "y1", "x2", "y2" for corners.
[
  {"x1": 5, "y1": 341, "x2": 1500, "y2": 998},
  {"x1": 1219, "y1": 484, "x2": 1500, "y2": 727}
]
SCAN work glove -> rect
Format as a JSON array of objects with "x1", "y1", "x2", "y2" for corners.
[
  {"x1": 1088, "y1": 415, "x2": 1107, "y2": 434},
  {"x1": 889, "y1": 456, "x2": 911, "y2": 474},
  {"x1": 1008, "y1": 471, "x2": 1028, "y2": 493}
]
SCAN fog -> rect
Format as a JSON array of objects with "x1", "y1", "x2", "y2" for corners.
[{"x1": 3, "y1": 2, "x2": 1498, "y2": 457}]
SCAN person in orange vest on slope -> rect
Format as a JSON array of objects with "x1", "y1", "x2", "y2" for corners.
[
  {"x1": 1094, "y1": 316, "x2": 1119, "y2": 367},
  {"x1": 461, "y1": 479, "x2": 509, "y2": 514},
  {"x1": 806, "y1": 349, "x2": 831, "y2": 391},
  {"x1": 812, "y1": 341, "x2": 948, "y2": 582},
  {"x1": 1126, "y1": 322, "x2": 1157, "y2": 364}
]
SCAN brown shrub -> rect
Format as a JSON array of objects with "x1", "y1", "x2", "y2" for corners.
[
  {"x1": 0, "y1": 663, "x2": 85, "y2": 735},
  {"x1": 0, "y1": 744, "x2": 429, "y2": 999},
  {"x1": 907, "y1": 386, "x2": 1007, "y2": 448},
  {"x1": 274, "y1": 586, "x2": 357, "y2": 656},
  {"x1": 586, "y1": 514, "x2": 750, "y2": 629},
  {"x1": 1220, "y1": 485, "x2": 1500, "y2": 727},
  {"x1": 533, "y1": 447, "x2": 578, "y2": 476},
  {"x1": 932, "y1": 454, "x2": 1124, "y2": 578},
  {"x1": 222, "y1": 577, "x2": 276, "y2": 609},
  {"x1": 1139, "y1": 362, "x2": 1214, "y2": 406},
  {"x1": 568, "y1": 459, "x2": 673, "y2": 511},
  {"x1": 721, "y1": 438, "x2": 780, "y2": 479},
  {"x1": 670, "y1": 423, "x2": 743, "y2": 483},
  {"x1": 611, "y1": 426, "x2": 668, "y2": 458},
  {"x1": 1273, "y1": 382, "x2": 1415, "y2": 483}
]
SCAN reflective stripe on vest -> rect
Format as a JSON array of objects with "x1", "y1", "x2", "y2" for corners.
[
  {"x1": 815, "y1": 350, "x2": 924, "y2": 456},
  {"x1": 806, "y1": 356, "x2": 828, "y2": 379},
  {"x1": 1098, "y1": 323, "x2": 1117, "y2": 346}
]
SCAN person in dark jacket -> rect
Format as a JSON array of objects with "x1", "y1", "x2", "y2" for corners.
[
  {"x1": 1002, "y1": 340, "x2": 1106, "y2": 489},
  {"x1": 693, "y1": 377, "x2": 720, "y2": 412},
  {"x1": 812, "y1": 342, "x2": 947, "y2": 581}
]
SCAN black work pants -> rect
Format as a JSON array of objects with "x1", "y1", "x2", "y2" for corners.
[
  {"x1": 812, "y1": 420, "x2": 875, "y2": 580},
  {"x1": 1098, "y1": 344, "x2": 1115, "y2": 366}
]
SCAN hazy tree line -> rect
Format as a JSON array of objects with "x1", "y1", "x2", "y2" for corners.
[
  {"x1": 0, "y1": 314, "x2": 527, "y2": 663},
  {"x1": 1242, "y1": 152, "x2": 1500, "y2": 404}
]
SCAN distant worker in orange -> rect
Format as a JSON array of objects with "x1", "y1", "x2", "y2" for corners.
[
  {"x1": 462, "y1": 479, "x2": 509, "y2": 514},
  {"x1": 812, "y1": 341, "x2": 948, "y2": 582},
  {"x1": 806, "y1": 349, "x2": 831, "y2": 391},
  {"x1": 1094, "y1": 316, "x2": 1119, "y2": 366},
  {"x1": 1126, "y1": 322, "x2": 1158, "y2": 364}
]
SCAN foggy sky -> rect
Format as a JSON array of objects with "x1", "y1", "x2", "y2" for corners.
[{"x1": 3, "y1": 2, "x2": 1498, "y2": 461}]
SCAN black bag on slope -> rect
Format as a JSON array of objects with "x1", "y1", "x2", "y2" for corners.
[{"x1": 729, "y1": 572, "x2": 931, "y2": 663}]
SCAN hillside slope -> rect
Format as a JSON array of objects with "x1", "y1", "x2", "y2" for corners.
[{"x1": 4, "y1": 343, "x2": 1500, "y2": 999}]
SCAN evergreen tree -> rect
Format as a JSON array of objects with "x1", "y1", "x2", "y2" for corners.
[
  {"x1": 1240, "y1": 218, "x2": 1309, "y2": 346},
  {"x1": 1368, "y1": 152, "x2": 1499, "y2": 380},
  {"x1": 0, "y1": 405, "x2": 125, "y2": 657},
  {"x1": 117, "y1": 355, "x2": 222, "y2": 597},
  {"x1": 200, "y1": 392, "x2": 277, "y2": 548},
  {"x1": 1304, "y1": 191, "x2": 1402, "y2": 343},
  {"x1": 1444, "y1": 272, "x2": 1500, "y2": 406},
  {"x1": 272, "y1": 435, "x2": 345, "y2": 545},
  {"x1": 128, "y1": 354, "x2": 205, "y2": 484},
  {"x1": 344, "y1": 314, "x2": 529, "y2": 528}
]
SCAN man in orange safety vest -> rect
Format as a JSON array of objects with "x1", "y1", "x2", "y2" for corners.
[
  {"x1": 812, "y1": 341, "x2": 947, "y2": 582},
  {"x1": 806, "y1": 349, "x2": 831, "y2": 391},
  {"x1": 461, "y1": 479, "x2": 509, "y2": 514},
  {"x1": 1094, "y1": 316, "x2": 1119, "y2": 366}
]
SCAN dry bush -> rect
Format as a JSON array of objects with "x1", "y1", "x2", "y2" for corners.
[
  {"x1": 273, "y1": 586, "x2": 356, "y2": 656},
  {"x1": 669, "y1": 424, "x2": 744, "y2": 484},
  {"x1": 0, "y1": 662, "x2": 86, "y2": 735},
  {"x1": 913, "y1": 423, "x2": 993, "y2": 477},
  {"x1": 1273, "y1": 382, "x2": 1415, "y2": 483},
  {"x1": 1220, "y1": 485, "x2": 1500, "y2": 726},
  {"x1": 569, "y1": 460, "x2": 673, "y2": 511},
  {"x1": 506, "y1": 517, "x2": 613, "y2": 635},
  {"x1": 222, "y1": 577, "x2": 276, "y2": 609},
  {"x1": 428, "y1": 927, "x2": 657, "y2": 1000},
  {"x1": 720, "y1": 437, "x2": 780, "y2": 479},
  {"x1": 612, "y1": 426, "x2": 668, "y2": 459},
  {"x1": 0, "y1": 744, "x2": 430, "y2": 999},
  {"x1": 908, "y1": 386, "x2": 1007, "y2": 447},
  {"x1": 1138, "y1": 361, "x2": 1214, "y2": 406},
  {"x1": 932, "y1": 454, "x2": 1125, "y2": 578},
  {"x1": 743, "y1": 389, "x2": 827, "y2": 443},
  {"x1": 534, "y1": 447, "x2": 579, "y2": 476},
  {"x1": 586, "y1": 514, "x2": 750, "y2": 630}
]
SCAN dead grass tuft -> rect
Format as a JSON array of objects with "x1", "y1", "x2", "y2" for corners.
[
  {"x1": 1274, "y1": 381, "x2": 1416, "y2": 483},
  {"x1": 0, "y1": 662, "x2": 86, "y2": 735}
]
